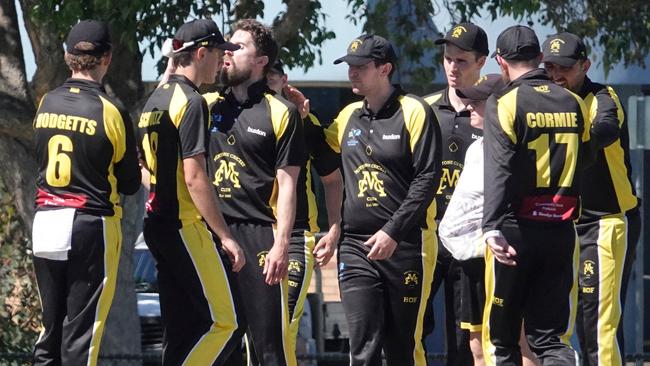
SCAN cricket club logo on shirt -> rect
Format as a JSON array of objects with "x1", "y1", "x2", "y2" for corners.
[
  {"x1": 354, "y1": 163, "x2": 387, "y2": 207},
  {"x1": 212, "y1": 152, "x2": 246, "y2": 198},
  {"x1": 347, "y1": 128, "x2": 362, "y2": 146},
  {"x1": 257, "y1": 251, "x2": 269, "y2": 267}
]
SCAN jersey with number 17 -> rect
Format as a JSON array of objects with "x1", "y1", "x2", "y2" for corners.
[
  {"x1": 482, "y1": 69, "x2": 590, "y2": 231},
  {"x1": 33, "y1": 79, "x2": 140, "y2": 218}
]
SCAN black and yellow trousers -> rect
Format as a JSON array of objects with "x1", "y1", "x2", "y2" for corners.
[
  {"x1": 33, "y1": 212, "x2": 121, "y2": 366},
  {"x1": 483, "y1": 219, "x2": 579, "y2": 366},
  {"x1": 575, "y1": 210, "x2": 640, "y2": 366},
  {"x1": 287, "y1": 229, "x2": 316, "y2": 355},
  {"x1": 338, "y1": 226, "x2": 437, "y2": 366},
  {"x1": 144, "y1": 218, "x2": 245, "y2": 366}
]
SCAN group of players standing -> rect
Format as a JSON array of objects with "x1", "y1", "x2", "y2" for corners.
[{"x1": 30, "y1": 14, "x2": 638, "y2": 366}]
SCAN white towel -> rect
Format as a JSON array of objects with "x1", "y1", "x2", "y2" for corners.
[{"x1": 32, "y1": 208, "x2": 76, "y2": 261}]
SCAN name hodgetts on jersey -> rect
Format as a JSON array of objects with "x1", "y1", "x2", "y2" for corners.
[{"x1": 34, "y1": 113, "x2": 97, "y2": 136}]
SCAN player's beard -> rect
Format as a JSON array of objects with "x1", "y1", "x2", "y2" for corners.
[{"x1": 220, "y1": 63, "x2": 252, "y2": 87}]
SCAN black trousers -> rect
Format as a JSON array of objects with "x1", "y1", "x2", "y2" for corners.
[
  {"x1": 483, "y1": 219, "x2": 579, "y2": 366},
  {"x1": 144, "y1": 219, "x2": 245, "y2": 366},
  {"x1": 33, "y1": 212, "x2": 121, "y2": 366},
  {"x1": 575, "y1": 210, "x2": 640, "y2": 366},
  {"x1": 422, "y1": 245, "x2": 472, "y2": 366},
  {"x1": 225, "y1": 221, "x2": 295, "y2": 366},
  {"x1": 338, "y1": 229, "x2": 437, "y2": 366}
]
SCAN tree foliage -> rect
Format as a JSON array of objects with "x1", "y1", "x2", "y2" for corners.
[{"x1": 0, "y1": 179, "x2": 40, "y2": 360}]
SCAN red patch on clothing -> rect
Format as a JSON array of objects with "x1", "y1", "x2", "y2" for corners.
[
  {"x1": 518, "y1": 195, "x2": 577, "y2": 221},
  {"x1": 36, "y1": 188, "x2": 87, "y2": 209}
]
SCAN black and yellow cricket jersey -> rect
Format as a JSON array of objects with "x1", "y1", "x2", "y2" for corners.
[
  {"x1": 295, "y1": 113, "x2": 340, "y2": 232},
  {"x1": 324, "y1": 86, "x2": 441, "y2": 242},
  {"x1": 424, "y1": 88, "x2": 482, "y2": 219},
  {"x1": 207, "y1": 79, "x2": 305, "y2": 224},
  {"x1": 578, "y1": 77, "x2": 638, "y2": 220},
  {"x1": 34, "y1": 79, "x2": 140, "y2": 218},
  {"x1": 138, "y1": 75, "x2": 209, "y2": 227},
  {"x1": 482, "y1": 69, "x2": 590, "y2": 232}
]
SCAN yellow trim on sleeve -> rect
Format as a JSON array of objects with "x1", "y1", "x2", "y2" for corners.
[
  {"x1": 496, "y1": 88, "x2": 518, "y2": 144},
  {"x1": 265, "y1": 94, "x2": 291, "y2": 142},
  {"x1": 324, "y1": 101, "x2": 363, "y2": 153},
  {"x1": 169, "y1": 84, "x2": 189, "y2": 128},
  {"x1": 399, "y1": 95, "x2": 428, "y2": 153},
  {"x1": 424, "y1": 93, "x2": 443, "y2": 106},
  {"x1": 203, "y1": 92, "x2": 222, "y2": 110},
  {"x1": 568, "y1": 89, "x2": 591, "y2": 142},
  {"x1": 99, "y1": 95, "x2": 127, "y2": 216}
]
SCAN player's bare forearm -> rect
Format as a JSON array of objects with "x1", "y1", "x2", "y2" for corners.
[
  {"x1": 321, "y1": 169, "x2": 343, "y2": 230},
  {"x1": 274, "y1": 165, "x2": 300, "y2": 247},
  {"x1": 183, "y1": 154, "x2": 233, "y2": 241}
]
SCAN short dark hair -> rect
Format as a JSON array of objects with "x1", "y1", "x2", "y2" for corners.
[
  {"x1": 232, "y1": 19, "x2": 278, "y2": 73},
  {"x1": 64, "y1": 41, "x2": 108, "y2": 71},
  {"x1": 171, "y1": 50, "x2": 194, "y2": 68},
  {"x1": 373, "y1": 60, "x2": 396, "y2": 78}
]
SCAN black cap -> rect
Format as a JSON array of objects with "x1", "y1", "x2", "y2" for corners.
[
  {"x1": 456, "y1": 74, "x2": 506, "y2": 100},
  {"x1": 434, "y1": 23, "x2": 489, "y2": 56},
  {"x1": 542, "y1": 32, "x2": 588, "y2": 67},
  {"x1": 173, "y1": 19, "x2": 239, "y2": 52},
  {"x1": 334, "y1": 34, "x2": 397, "y2": 66},
  {"x1": 66, "y1": 20, "x2": 112, "y2": 56},
  {"x1": 491, "y1": 25, "x2": 540, "y2": 60},
  {"x1": 270, "y1": 59, "x2": 285, "y2": 75}
]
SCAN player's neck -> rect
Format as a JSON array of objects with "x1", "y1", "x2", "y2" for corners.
[
  {"x1": 447, "y1": 86, "x2": 467, "y2": 112},
  {"x1": 70, "y1": 69, "x2": 105, "y2": 84},
  {"x1": 365, "y1": 83, "x2": 394, "y2": 114},
  {"x1": 232, "y1": 75, "x2": 265, "y2": 104},
  {"x1": 174, "y1": 67, "x2": 202, "y2": 88}
]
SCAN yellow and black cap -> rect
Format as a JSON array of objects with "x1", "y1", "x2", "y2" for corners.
[
  {"x1": 456, "y1": 74, "x2": 505, "y2": 100},
  {"x1": 541, "y1": 32, "x2": 587, "y2": 67},
  {"x1": 334, "y1": 34, "x2": 397, "y2": 66},
  {"x1": 66, "y1": 20, "x2": 112, "y2": 56},
  {"x1": 491, "y1": 25, "x2": 540, "y2": 60},
  {"x1": 173, "y1": 19, "x2": 239, "y2": 52},
  {"x1": 434, "y1": 23, "x2": 489, "y2": 56}
]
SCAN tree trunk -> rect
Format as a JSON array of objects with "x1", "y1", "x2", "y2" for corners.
[
  {"x1": 0, "y1": 0, "x2": 36, "y2": 231},
  {"x1": 18, "y1": 0, "x2": 68, "y2": 105}
]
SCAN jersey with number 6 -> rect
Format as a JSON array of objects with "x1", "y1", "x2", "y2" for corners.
[
  {"x1": 33, "y1": 79, "x2": 140, "y2": 218},
  {"x1": 482, "y1": 69, "x2": 590, "y2": 232}
]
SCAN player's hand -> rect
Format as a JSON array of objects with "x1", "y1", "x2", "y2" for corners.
[
  {"x1": 365, "y1": 230, "x2": 398, "y2": 260},
  {"x1": 221, "y1": 237, "x2": 245, "y2": 272},
  {"x1": 487, "y1": 236, "x2": 517, "y2": 266},
  {"x1": 284, "y1": 84, "x2": 310, "y2": 119},
  {"x1": 158, "y1": 58, "x2": 177, "y2": 87},
  {"x1": 263, "y1": 239, "x2": 289, "y2": 285},
  {"x1": 313, "y1": 224, "x2": 340, "y2": 266}
]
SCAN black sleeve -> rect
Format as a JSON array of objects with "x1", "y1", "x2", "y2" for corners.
[
  {"x1": 589, "y1": 86, "x2": 622, "y2": 150},
  {"x1": 381, "y1": 102, "x2": 440, "y2": 242},
  {"x1": 179, "y1": 96, "x2": 209, "y2": 159},
  {"x1": 305, "y1": 113, "x2": 340, "y2": 176},
  {"x1": 276, "y1": 105, "x2": 306, "y2": 169},
  {"x1": 115, "y1": 111, "x2": 141, "y2": 195},
  {"x1": 482, "y1": 94, "x2": 516, "y2": 232}
]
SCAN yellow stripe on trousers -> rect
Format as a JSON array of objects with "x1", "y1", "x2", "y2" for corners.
[
  {"x1": 412, "y1": 202, "x2": 437, "y2": 365},
  {"x1": 482, "y1": 247, "x2": 497, "y2": 366},
  {"x1": 595, "y1": 214, "x2": 628, "y2": 366},
  {"x1": 560, "y1": 228, "x2": 580, "y2": 348},
  {"x1": 288, "y1": 231, "x2": 316, "y2": 361},
  {"x1": 179, "y1": 222, "x2": 239, "y2": 365},
  {"x1": 86, "y1": 216, "x2": 121, "y2": 366}
]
